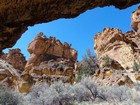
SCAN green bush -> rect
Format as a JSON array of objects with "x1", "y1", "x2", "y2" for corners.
[
  {"x1": 76, "y1": 49, "x2": 99, "y2": 81},
  {"x1": 133, "y1": 60, "x2": 140, "y2": 72},
  {"x1": 102, "y1": 55, "x2": 111, "y2": 68}
]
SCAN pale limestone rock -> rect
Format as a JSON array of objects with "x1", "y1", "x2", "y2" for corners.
[
  {"x1": 131, "y1": 6, "x2": 140, "y2": 31},
  {"x1": 94, "y1": 28, "x2": 137, "y2": 69}
]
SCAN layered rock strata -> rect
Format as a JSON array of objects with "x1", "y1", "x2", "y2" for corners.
[
  {"x1": 18, "y1": 33, "x2": 77, "y2": 93},
  {"x1": 93, "y1": 6, "x2": 140, "y2": 86},
  {"x1": 93, "y1": 68, "x2": 133, "y2": 86},
  {"x1": 94, "y1": 6, "x2": 140, "y2": 70},
  {"x1": 0, "y1": 60, "x2": 19, "y2": 87}
]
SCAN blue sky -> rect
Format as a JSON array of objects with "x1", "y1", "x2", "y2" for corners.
[{"x1": 4, "y1": 4, "x2": 140, "y2": 61}]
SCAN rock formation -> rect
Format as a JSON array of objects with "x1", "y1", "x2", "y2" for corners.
[
  {"x1": 0, "y1": 60, "x2": 19, "y2": 87},
  {"x1": 131, "y1": 6, "x2": 140, "y2": 32},
  {"x1": 94, "y1": 28, "x2": 137, "y2": 70},
  {"x1": 93, "y1": 68, "x2": 133, "y2": 86},
  {"x1": 93, "y1": 6, "x2": 140, "y2": 86},
  {"x1": 94, "y1": 6, "x2": 140, "y2": 70},
  {"x1": 0, "y1": 49, "x2": 26, "y2": 73},
  {"x1": 25, "y1": 32, "x2": 77, "y2": 70},
  {"x1": 17, "y1": 33, "x2": 77, "y2": 93},
  {"x1": 0, "y1": 32, "x2": 77, "y2": 93},
  {"x1": 0, "y1": 2, "x2": 140, "y2": 93},
  {"x1": 0, "y1": 0, "x2": 139, "y2": 52}
]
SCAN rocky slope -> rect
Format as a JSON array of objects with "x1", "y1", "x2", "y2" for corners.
[{"x1": 0, "y1": 0, "x2": 139, "y2": 52}]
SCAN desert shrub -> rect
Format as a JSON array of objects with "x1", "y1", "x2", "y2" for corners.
[
  {"x1": 134, "y1": 83, "x2": 140, "y2": 91},
  {"x1": 133, "y1": 60, "x2": 140, "y2": 72},
  {"x1": 72, "y1": 82, "x2": 92, "y2": 102},
  {"x1": 22, "y1": 78, "x2": 140, "y2": 105},
  {"x1": 97, "y1": 85, "x2": 133, "y2": 104},
  {"x1": 50, "y1": 81, "x2": 74, "y2": 105},
  {"x1": 23, "y1": 82, "x2": 74, "y2": 105},
  {"x1": 0, "y1": 83, "x2": 21, "y2": 105},
  {"x1": 76, "y1": 49, "x2": 99, "y2": 81},
  {"x1": 80, "y1": 77, "x2": 98, "y2": 101},
  {"x1": 22, "y1": 78, "x2": 97, "y2": 105},
  {"x1": 102, "y1": 55, "x2": 111, "y2": 68}
]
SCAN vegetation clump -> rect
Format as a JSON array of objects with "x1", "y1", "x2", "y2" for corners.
[
  {"x1": 75, "y1": 49, "x2": 99, "y2": 81},
  {"x1": 133, "y1": 60, "x2": 140, "y2": 72},
  {"x1": 102, "y1": 55, "x2": 112, "y2": 68},
  {"x1": 0, "y1": 84, "x2": 21, "y2": 105}
]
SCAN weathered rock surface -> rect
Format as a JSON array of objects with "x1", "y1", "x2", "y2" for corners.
[
  {"x1": 94, "y1": 28, "x2": 138, "y2": 69},
  {"x1": 0, "y1": 33, "x2": 77, "y2": 93},
  {"x1": 93, "y1": 6, "x2": 140, "y2": 86},
  {"x1": 0, "y1": 0, "x2": 139, "y2": 52},
  {"x1": 0, "y1": 49, "x2": 26, "y2": 72},
  {"x1": 94, "y1": 6, "x2": 140, "y2": 70},
  {"x1": 17, "y1": 33, "x2": 77, "y2": 93},
  {"x1": 131, "y1": 6, "x2": 140, "y2": 32},
  {"x1": 93, "y1": 68, "x2": 134, "y2": 86},
  {"x1": 0, "y1": 60, "x2": 19, "y2": 87},
  {"x1": 25, "y1": 32, "x2": 77, "y2": 70}
]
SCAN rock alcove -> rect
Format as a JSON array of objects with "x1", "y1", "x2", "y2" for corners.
[
  {"x1": 0, "y1": 0, "x2": 139, "y2": 52},
  {"x1": 0, "y1": 0, "x2": 140, "y2": 93}
]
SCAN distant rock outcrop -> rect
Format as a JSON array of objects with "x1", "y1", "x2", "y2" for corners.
[{"x1": 0, "y1": 49, "x2": 26, "y2": 73}]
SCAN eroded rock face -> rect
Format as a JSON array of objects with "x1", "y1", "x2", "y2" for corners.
[
  {"x1": 94, "y1": 6, "x2": 140, "y2": 70},
  {"x1": 94, "y1": 28, "x2": 138, "y2": 69},
  {"x1": 0, "y1": 0, "x2": 139, "y2": 52},
  {"x1": 25, "y1": 32, "x2": 77, "y2": 70},
  {"x1": 131, "y1": 6, "x2": 140, "y2": 32},
  {"x1": 18, "y1": 33, "x2": 77, "y2": 93},
  {"x1": 94, "y1": 7, "x2": 140, "y2": 69},
  {"x1": 93, "y1": 68, "x2": 134, "y2": 86},
  {"x1": 93, "y1": 6, "x2": 140, "y2": 86},
  {"x1": 0, "y1": 60, "x2": 19, "y2": 87},
  {"x1": 0, "y1": 49, "x2": 26, "y2": 73}
]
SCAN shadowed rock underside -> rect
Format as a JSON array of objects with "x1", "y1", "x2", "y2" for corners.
[{"x1": 0, "y1": 0, "x2": 140, "y2": 51}]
